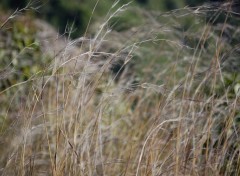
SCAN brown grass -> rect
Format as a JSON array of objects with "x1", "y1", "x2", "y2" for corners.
[{"x1": 1, "y1": 1, "x2": 240, "y2": 176}]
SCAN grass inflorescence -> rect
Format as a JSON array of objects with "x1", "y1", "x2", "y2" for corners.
[{"x1": 0, "y1": 1, "x2": 240, "y2": 175}]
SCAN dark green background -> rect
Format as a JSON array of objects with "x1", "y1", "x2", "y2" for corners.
[{"x1": 0, "y1": 0, "x2": 214, "y2": 38}]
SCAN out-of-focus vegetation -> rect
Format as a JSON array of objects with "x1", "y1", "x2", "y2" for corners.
[
  {"x1": 0, "y1": 0, "x2": 210, "y2": 38},
  {"x1": 0, "y1": 10, "x2": 51, "y2": 115},
  {"x1": 0, "y1": 15, "x2": 45, "y2": 87},
  {"x1": 2, "y1": 0, "x2": 239, "y2": 38}
]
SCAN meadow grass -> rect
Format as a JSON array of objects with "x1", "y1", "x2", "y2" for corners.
[{"x1": 0, "y1": 1, "x2": 240, "y2": 176}]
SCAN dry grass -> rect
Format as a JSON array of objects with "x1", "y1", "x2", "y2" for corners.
[{"x1": 1, "y1": 1, "x2": 240, "y2": 176}]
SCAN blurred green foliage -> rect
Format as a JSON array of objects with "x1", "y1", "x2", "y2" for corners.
[
  {"x1": 1, "y1": 0, "x2": 239, "y2": 92},
  {"x1": 0, "y1": 0, "x2": 135, "y2": 38},
  {"x1": 109, "y1": 9, "x2": 143, "y2": 32},
  {"x1": 0, "y1": 16, "x2": 48, "y2": 90},
  {"x1": 0, "y1": 14, "x2": 51, "y2": 119},
  {"x1": 2, "y1": 0, "x2": 237, "y2": 40},
  {"x1": 0, "y1": 0, "x2": 209, "y2": 38}
]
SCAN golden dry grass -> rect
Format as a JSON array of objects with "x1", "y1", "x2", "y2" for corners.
[{"x1": 1, "y1": 2, "x2": 240, "y2": 176}]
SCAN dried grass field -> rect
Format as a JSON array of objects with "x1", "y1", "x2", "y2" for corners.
[{"x1": 0, "y1": 1, "x2": 240, "y2": 175}]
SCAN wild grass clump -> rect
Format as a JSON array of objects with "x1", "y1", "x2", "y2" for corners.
[{"x1": 0, "y1": 1, "x2": 240, "y2": 176}]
